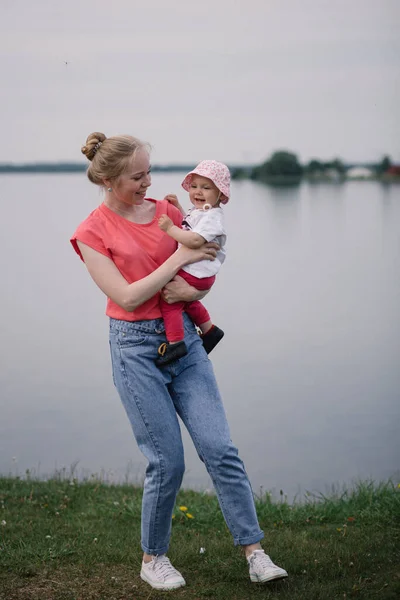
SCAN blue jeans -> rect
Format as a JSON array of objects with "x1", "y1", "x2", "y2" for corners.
[{"x1": 109, "y1": 313, "x2": 264, "y2": 555}]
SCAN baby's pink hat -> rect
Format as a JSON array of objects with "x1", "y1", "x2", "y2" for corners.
[{"x1": 181, "y1": 160, "x2": 231, "y2": 204}]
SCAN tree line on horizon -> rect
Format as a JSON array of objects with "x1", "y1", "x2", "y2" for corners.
[{"x1": 231, "y1": 152, "x2": 397, "y2": 184}]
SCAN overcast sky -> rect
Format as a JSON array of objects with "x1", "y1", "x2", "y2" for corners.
[{"x1": 1, "y1": 0, "x2": 399, "y2": 165}]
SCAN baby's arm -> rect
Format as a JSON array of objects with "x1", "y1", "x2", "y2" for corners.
[{"x1": 159, "y1": 215, "x2": 205, "y2": 249}]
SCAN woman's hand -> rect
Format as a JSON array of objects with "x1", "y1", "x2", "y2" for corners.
[
  {"x1": 161, "y1": 275, "x2": 208, "y2": 304},
  {"x1": 161, "y1": 243, "x2": 218, "y2": 303},
  {"x1": 175, "y1": 242, "x2": 219, "y2": 266}
]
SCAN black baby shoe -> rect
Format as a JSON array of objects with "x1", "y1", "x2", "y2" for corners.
[
  {"x1": 201, "y1": 326, "x2": 224, "y2": 354},
  {"x1": 155, "y1": 341, "x2": 188, "y2": 367}
]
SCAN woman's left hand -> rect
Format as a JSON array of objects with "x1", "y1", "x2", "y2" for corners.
[{"x1": 161, "y1": 275, "x2": 208, "y2": 303}]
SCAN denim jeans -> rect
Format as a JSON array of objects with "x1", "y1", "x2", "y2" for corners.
[{"x1": 109, "y1": 313, "x2": 264, "y2": 555}]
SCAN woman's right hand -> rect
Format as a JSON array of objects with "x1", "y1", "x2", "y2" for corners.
[{"x1": 176, "y1": 242, "x2": 219, "y2": 266}]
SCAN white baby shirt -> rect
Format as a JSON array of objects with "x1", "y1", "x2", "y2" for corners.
[{"x1": 181, "y1": 207, "x2": 226, "y2": 278}]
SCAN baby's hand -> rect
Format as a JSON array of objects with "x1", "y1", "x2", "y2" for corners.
[
  {"x1": 158, "y1": 215, "x2": 174, "y2": 232},
  {"x1": 164, "y1": 194, "x2": 180, "y2": 208}
]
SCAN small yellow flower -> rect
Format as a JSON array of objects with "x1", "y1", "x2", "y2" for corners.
[
  {"x1": 172, "y1": 515, "x2": 175, "y2": 519},
  {"x1": 179, "y1": 506, "x2": 188, "y2": 512},
  {"x1": 186, "y1": 513, "x2": 194, "y2": 519},
  {"x1": 336, "y1": 528, "x2": 342, "y2": 532},
  {"x1": 397, "y1": 483, "x2": 400, "y2": 489}
]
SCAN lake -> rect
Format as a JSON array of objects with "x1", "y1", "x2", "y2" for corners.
[{"x1": 0, "y1": 173, "x2": 399, "y2": 501}]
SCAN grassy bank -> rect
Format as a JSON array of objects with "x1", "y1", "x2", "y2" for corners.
[{"x1": 0, "y1": 477, "x2": 399, "y2": 599}]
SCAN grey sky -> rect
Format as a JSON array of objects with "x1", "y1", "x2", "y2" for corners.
[{"x1": 1, "y1": 0, "x2": 399, "y2": 165}]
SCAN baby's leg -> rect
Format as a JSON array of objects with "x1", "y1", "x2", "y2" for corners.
[
  {"x1": 160, "y1": 298, "x2": 186, "y2": 343},
  {"x1": 184, "y1": 301, "x2": 212, "y2": 334},
  {"x1": 176, "y1": 271, "x2": 224, "y2": 355},
  {"x1": 156, "y1": 299, "x2": 188, "y2": 367},
  {"x1": 185, "y1": 301, "x2": 224, "y2": 355}
]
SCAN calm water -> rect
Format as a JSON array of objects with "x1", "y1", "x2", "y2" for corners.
[{"x1": 1, "y1": 173, "x2": 399, "y2": 500}]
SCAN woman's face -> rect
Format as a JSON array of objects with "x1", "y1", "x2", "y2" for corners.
[
  {"x1": 112, "y1": 148, "x2": 152, "y2": 205},
  {"x1": 189, "y1": 175, "x2": 221, "y2": 210}
]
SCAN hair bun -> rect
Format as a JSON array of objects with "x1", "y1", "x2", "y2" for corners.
[{"x1": 81, "y1": 132, "x2": 107, "y2": 161}]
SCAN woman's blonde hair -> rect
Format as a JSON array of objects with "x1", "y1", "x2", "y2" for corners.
[{"x1": 81, "y1": 132, "x2": 151, "y2": 186}]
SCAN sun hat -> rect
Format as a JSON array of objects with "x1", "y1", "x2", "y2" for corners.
[{"x1": 181, "y1": 160, "x2": 231, "y2": 204}]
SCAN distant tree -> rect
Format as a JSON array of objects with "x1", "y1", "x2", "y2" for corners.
[
  {"x1": 377, "y1": 155, "x2": 392, "y2": 174},
  {"x1": 252, "y1": 151, "x2": 303, "y2": 180},
  {"x1": 230, "y1": 166, "x2": 252, "y2": 179},
  {"x1": 306, "y1": 159, "x2": 325, "y2": 174},
  {"x1": 325, "y1": 158, "x2": 345, "y2": 174}
]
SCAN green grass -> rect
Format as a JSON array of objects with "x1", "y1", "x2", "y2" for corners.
[{"x1": 0, "y1": 477, "x2": 399, "y2": 599}]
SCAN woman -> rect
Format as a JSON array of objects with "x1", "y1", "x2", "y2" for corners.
[{"x1": 70, "y1": 131, "x2": 288, "y2": 591}]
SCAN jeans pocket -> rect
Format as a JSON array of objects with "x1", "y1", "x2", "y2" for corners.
[{"x1": 118, "y1": 331, "x2": 149, "y2": 348}]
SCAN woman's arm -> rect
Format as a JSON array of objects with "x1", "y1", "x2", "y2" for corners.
[
  {"x1": 161, "y1": 274, "x2": 209, "y2": 304},
  {"x1": 77, "y1": 241, "x2": 217, "y2": 312}
]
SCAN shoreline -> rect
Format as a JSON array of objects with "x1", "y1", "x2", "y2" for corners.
[{"x1": 1, "y1": 166, "x2": 399, "y2": 185}]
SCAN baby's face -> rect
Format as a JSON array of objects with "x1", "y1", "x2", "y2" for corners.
[{"x1": 189, "y1": 175, "x2": 221, "y2": 210}]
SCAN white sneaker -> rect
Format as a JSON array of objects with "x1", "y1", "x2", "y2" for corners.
[
  {"x1": 247, "y1": 549, "x2": 288, "y2": 583},
  {"x1": 140, "y1": 555, "x2": 186, "y2": 591}
]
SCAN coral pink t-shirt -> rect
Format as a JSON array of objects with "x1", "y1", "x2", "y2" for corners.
[{"x1": 70, "y1": 199, "x2": 183, "y2": 322}]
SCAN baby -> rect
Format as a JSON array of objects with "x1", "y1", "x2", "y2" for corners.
[{"x1": 155, "y1": 160, "x2": 230, "y2": 367}]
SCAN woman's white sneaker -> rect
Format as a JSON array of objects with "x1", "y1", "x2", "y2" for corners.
[
  {"x1": 247, "y1": 549, "x2": 288, "y2": 583},
  {"x1": 140, "y1": 555, "x2": 186, "y2": 590}
]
